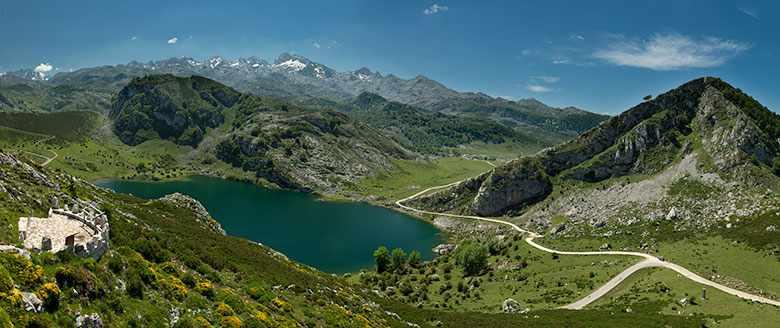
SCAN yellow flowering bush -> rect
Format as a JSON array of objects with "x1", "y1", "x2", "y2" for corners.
[
  {"x1": 215, "y1": 302, "x2": 234, "y2": 316},
  {"x1": 160, "y1": 276, "x2": 189, "y2": 300},
  {"x1": 221, "y1": 316, "x2": 242, "y2": 328}
]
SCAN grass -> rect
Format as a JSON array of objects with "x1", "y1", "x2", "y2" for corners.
[
  {"x1": 446, "y1": 141, "x2": 543, "y2": 163},
  {"x1": 0, "y1": 111, "x2": 101, "y2": 141},
  {"x1": 591, "y1": 267, "x2": 779, "y2": 328},
  {"x1": 657, "y1": 236, "x2": 780, "y2": 299},
  {"x1": 349, "y1": 157, "x2": 493, "y2": 201},
  {"x1": 351, "y1": 224, "x2": 639, "y2": 312}
]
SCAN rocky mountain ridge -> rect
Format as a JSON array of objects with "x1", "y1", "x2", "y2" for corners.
[
  {"x1": 411, "y1": 77, "x2": 780, "y2": 218},
  {"x1": 2, "y1": 54, "x2": 608, "y2": 137}
]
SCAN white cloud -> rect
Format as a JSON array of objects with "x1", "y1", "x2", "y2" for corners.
[
  {"x1": 312, "y1": 42, "x2": 321, "y2": 49},
  {"x1": 424, "y1": 4, "x2": 448, "y2": 15},
  {"x1": 738, "y1": 7, "x2": 759, "y2": 20},
  {"x1": 571, "y1": 34, "x2": 585, "y2": 40},
  {"x1": 532, "y1": 76, "x2": 560, "y2": 84},
  {"x1": 552, "y1": 58, "x2": 570, "y2": 65},
  {"x1": 34, "y1": 63, "x2": 53, "y2": 73},
  {"x1": 526, "y1": 85, "x2": 552, "y2": 93},
  {"x1": 593, "y1": 34, "x2": 749, "y2": 71},
  {"x1": 130, "y1": 36, "x2": 138, "y2": 41},
  {"x1": 167, "y1": 37, "x2": 178, "y2": 44}
]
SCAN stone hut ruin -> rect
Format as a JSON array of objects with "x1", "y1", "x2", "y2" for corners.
[{"x1": 17, "y1": 202, "x2": 109, "y2": 259}]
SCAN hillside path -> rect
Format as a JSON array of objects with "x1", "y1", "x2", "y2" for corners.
[
  {"x1": 22, "y1": 135, "x2": 57, "y2": 166},
  {"x1": 395, "y1": 172, "x2": 780, "y2": 310}
]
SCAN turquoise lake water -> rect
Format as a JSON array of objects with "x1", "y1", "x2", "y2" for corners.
[{"x1": 96, "y1": 176, "x2": 443, "y2": 273}]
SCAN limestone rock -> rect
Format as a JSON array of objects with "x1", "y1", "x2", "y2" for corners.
[
  {"x1": 502, "y1": 298, "x2": 523, "y2": 313},
  {"x1": 21, "y1": 292, "x2": 42, "y2": 312},
  {"x1": 76, "y1": 313, "x2": 103, "y2": 328}
]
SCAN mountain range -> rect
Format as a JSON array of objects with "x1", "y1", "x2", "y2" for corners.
[{"x1": 1, "y1": 53, "x2": 609, "y2": 138}]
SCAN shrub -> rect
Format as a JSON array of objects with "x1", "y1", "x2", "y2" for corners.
[
  {"x1": 0, "y1": 265, "x2": 13, "y2": 293},
  {"x1": 216, "y1": 302, "x2": 234, "y2": 316},
  {"x1": 161, "y1": 277, "x2": 189, "y2": 300},
  {"x1": 127, "y1": 273, "x2": 145, "y2": 299},
  {"x1": 454, "y1": 241, "x2": 489, "y2": 276},
  {"x1": 389, "y1": 248, "x2": 407, "y2": 272},
  {"x1": 373, "y1": 246, "x2": 390, "y2": 273},
  {"x1": 407, "y1": 250, "x2": 422, "y2": 268},
  {"x1": 221, "y1": 316, "x2": 242, "y2": 328},
  {"x1": 174, "y1": 316, "x2": 213, "y2": 328},
  {"x1": 0, "y1": 307, "x2": 11, "y2": 328},
  {"x1": 36, "y1": 282, "x2": 61, "y2": 312},
  {"x1": 196, "y1": 280, "x2": 215, "y2": 298},
  {"x1": 55, "y1": 266, "x2": 102, "y2": 299}
]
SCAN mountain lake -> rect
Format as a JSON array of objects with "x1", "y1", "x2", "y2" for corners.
[{"x1": 96, "y1": 175, "x2": 444, "y2": 273}]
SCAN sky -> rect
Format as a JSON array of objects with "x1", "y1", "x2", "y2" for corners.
[{"x1": 0, "y1": 0, "x2": 777, "y2": 114}]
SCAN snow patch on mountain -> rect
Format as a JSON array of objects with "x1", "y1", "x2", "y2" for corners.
[
  {"x1": 208, "y1": 57, "x2": 223, "y2": 69},
  {"x1": 274, "y1": 59, "x2": 307, "y2": 72}
]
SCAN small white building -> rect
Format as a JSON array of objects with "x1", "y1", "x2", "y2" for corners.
[{"x1": 18, "y1": 206, "x2": 109, "y2": 259}]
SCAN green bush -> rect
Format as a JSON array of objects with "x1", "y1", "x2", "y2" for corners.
[
  {"x1": 0, "y1": 265, "x2": 14, "y2": 293},
  {"x1": 390, "y1": 248, "x2": 407, "y2": 272},
  {"x1": 0, "y1": 307, "x2": 12, "y2": 328},
  {"x1": 407, "y1": 250, "x2": 422, "y2": 268},
  {"x1": 373, "y1": 246, "x2": 390, "y2": 273},
  {"x1": 454, "y1": 241, "x2": 489, "y2": 276}
]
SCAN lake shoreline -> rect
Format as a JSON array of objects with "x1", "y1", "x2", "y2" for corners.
[{"x1": 96, "y1": 175, "x2": 446, "y2": 274}]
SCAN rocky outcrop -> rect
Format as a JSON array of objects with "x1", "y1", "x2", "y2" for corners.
[
  {"x1": 471, "y1": 158, "x2": 551, "y2": 216},
  {"x1": 160, "y1": 193, "x2": 225, "y2": 235},
  {"x1": 76, "y1": 313, "x2": 103, "y2": 328},
  {"x1": 695, "y1": 86, "x2": 774, "y2": 169},
  {"x1": 413, "y1": 77, "x2": 780, "y2": 217},
  {"x1": 111, "y1": 75, "x2": 240, "y2": 146}
]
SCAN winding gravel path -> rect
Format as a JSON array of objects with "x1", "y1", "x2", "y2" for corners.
[
  {"x1": 395, "y1": 174, "x2": 780, "y2": 310},
  {"x1": 22, "y1": 135, "x2": 57, "y2": 167}
]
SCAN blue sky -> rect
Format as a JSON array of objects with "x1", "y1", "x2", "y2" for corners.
[{"x1": 0, "y1": 0, "x2": 776, "y2": 114}]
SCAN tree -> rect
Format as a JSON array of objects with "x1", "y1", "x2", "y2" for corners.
[
  {"x1": 407, "y1": 250, "x2": 422, "y2": 268},
  {"x1": 643, "y1": 95, "x2": 653, "y2": 101},
  {"x1": 454, "y1": 240, "x2": 489, "y2": 276},
  {"x1": 373, "y1": 246, "x2": 390, "y2": 273},
  {"x1": 390, "y1": 248, "x2": 407, "y2": 272}
]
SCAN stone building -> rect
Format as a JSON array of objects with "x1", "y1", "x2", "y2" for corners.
[{"x1": 18, "y1": 204, "x2": 109, "y2": 259}]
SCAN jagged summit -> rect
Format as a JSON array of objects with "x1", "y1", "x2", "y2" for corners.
[{"x1": 413, "y1": 77, "x2": 780, "y2": 217}]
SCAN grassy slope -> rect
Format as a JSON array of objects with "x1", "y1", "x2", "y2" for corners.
[
  {"x1": 591, "y1": 268, "x2": 780, "y2": 328},
  {"x1": 348, "y1": 157, "x2": 493, "y2": 201}
]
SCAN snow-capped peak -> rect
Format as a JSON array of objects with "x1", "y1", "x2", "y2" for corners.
[
  {"x1": 208, "y1": 56, "x2": 223, "y2": 69},
  {"x1": 187, "y1": 59, "x2": 202, "y2": 66},
  {"x1": 313, "y1": 66, "x2": 326, "y2": 79},
  {"x1": 273, "y1": 59, "x2": 307, "y2": 72}
]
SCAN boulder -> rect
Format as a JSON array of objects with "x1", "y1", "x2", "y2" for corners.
[
  {"x1": 76, "y1": 313, "x2": 103, "y2": 328},
  {"x1": 502, "y1": 298, "x2": 522, "y2": 313},
  {"x1": 665, "y1": 207, "x2": 678, "y2": 220},
  {"x1": 21, "y1": 292, "x2": 42, "y2": 312}
]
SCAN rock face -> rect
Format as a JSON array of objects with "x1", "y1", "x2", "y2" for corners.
[
  {"x1": 413, "y1": 77, "x2": 780, "y2": 216},
  {"x1": 471, "y1": 157, "x2": 552, "y2": 216}
]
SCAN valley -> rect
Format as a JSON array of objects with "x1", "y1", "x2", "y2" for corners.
[{"x1": 0, "y1": 58, "x2": 778, "y2": 327}]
